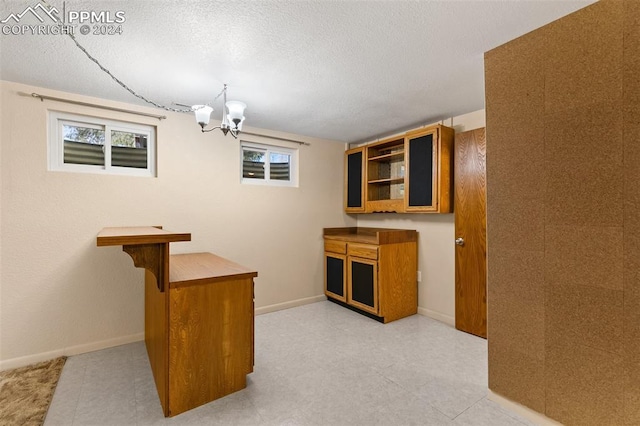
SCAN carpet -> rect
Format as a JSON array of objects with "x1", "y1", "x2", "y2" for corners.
[{"x1": 0, "y1": 357, "x2": 66, "y2": 426}]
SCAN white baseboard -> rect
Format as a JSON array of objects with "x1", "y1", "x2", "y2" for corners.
[
  {"x1": 255, "y1": 295, "x2": 326, "y2": 316},
  {"x1": 488, "y1": 390, "x2": 562, "y2": 426},
  {"x1": 417, "y1": 307, "x2": 455, "y2": 326},
  {"x1": 0, "y1": 332, "x2": 144, "y2": 372},
  {"x1": 1, "y1": 296, "x2": 326, "y2": 371}
]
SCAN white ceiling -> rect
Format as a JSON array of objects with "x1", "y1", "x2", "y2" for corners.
[{"x1": 0, "y1": 0, "x2": 596, "y2": 143}]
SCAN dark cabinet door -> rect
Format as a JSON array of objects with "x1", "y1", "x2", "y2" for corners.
[
  {"x1": 406, "y1": 130, "x2": 437, "y2": 211},
  {"x1": 405, "y1": 126, "x2": 453, "y2": 213},
  {"x1": 348, "y1": 258, "x2": 378, "y2": 314},
  {"x1": 345, "y1": 147, "x2": 365, "y2": 213},
  {"x1": 325, "y1": 253, "x2": 346, "y2": 302}
]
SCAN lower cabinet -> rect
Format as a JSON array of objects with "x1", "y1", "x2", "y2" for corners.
[
  {"x1": 325, "y1": 252, "x2": 346, "y2": 302},
  {"x1": 323, "y1": 227, "x2": 417, "y2": 323},
  {"x1": 348, "y1": 257, "x2": 378, "y2": 314}
]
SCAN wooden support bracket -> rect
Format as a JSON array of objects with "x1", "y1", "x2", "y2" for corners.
[{"x1": 123, "y1": 243, "x2": 165, "y2": 292}]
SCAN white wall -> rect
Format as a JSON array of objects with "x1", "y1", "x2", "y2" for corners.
[
  {"x1": 0, "y1": 81, "x2": 354, "y2": 368},
  {"x1": 355, "y1": 110, "x2": 486, "y2": 325}
]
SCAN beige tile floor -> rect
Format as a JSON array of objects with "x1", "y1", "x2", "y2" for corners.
[{"x1": 45, "y1": 301, "x2": 533, "y2": 425}]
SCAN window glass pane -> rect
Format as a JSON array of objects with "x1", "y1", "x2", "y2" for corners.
[
  {"x1": 239, "y1": 142, "x2": 297, "y2": 186},
  {"x1": 63, "y1": 124, "x2": 105, "y2": 165},
  {"x1": 111, "y1": 131, "x2": 148, "y2": 168},
  {"x1": 52, "y1": 113, "x2": 156, "y2": 176},
  {"x1": 270, "y1": 152, "x2": 290, "y2": 181},
  {"x1": 243, "y1": 149, "x2": 265, "y2": 179}
]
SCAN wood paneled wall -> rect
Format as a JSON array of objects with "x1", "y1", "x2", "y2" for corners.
[{"x1": 485, "y1": 1, "x2": 640, "y2": 424}]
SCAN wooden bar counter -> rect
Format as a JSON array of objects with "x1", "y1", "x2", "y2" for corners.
[{"x1": 97, "y1": 227, "x2": 257, "y2": 417}]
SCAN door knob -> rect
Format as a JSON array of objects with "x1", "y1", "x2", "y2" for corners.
[{"x1": 455, "y1": 237, "x2": 465, "y2": 246}]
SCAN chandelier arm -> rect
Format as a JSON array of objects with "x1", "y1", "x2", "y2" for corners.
[{"x1": 201, "y1": 126, "x2": 222, "y2": 133}]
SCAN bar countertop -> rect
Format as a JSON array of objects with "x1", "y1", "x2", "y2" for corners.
[
  {"x1": 169, "y1": 252, "x2": 258, "y2": 288},
  {"x1": 323, "y1": 227, "x2": 417, "y2": 245},
  {"x1": 97, "y1": 226, "x2": 192, "y2": 246}
]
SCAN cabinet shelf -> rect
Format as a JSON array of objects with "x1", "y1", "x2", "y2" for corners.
[
  {"x1": 367, "y1": 177, "x2": 404, "y2": 185},
  {"x1": 366, "y1": 138, "x2": 406, "y2": 207},
  {"x1": 368, "y1": 151, "x2": 405, "y2": 162}
]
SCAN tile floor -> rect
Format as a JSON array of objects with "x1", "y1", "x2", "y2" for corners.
[{"x1": 45, "y1": 301, "x2": 533, "y2": 425}]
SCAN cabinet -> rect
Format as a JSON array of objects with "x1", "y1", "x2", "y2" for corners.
[
  {"x1": 405, "y1": 125, "x2": 454, "y2": 213},
  {"x1": 344, "y1": 147, "x2": 365, "y2": 213},
  {"x1": 323, "y1": 227, "x2": 417, "y2": 323},
  {"x1": 344, "y1": 124, "x2": 453, "y2": 214},
  {"x1": 348, "y1": 253, "x2": 378, "y2": 314},
  {"x1": 324, "y1": 240, "x2": 347, "y2": 302}
]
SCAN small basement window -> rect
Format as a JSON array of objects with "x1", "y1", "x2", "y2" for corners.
[
  {"x1": 49, "y1": 111, "x2": 156, "y2": 177},
  {"x1": 241, "y1": 141, "x2": 298, "y2": 187}
]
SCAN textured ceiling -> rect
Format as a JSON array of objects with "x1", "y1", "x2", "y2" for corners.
[{"x1": 0, "y1": 0, "x2": 595, "y2": 143}]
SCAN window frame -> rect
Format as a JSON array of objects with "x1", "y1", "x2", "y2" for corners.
[
  {"x1": 48, "y1": 111, "x2": 156, "y2": 177},
  {"x1": 240, "y1": 141, "x2": 298, "y2": 187}
]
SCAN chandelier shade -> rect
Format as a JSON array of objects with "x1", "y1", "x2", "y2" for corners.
[
  {"x1": 225, "y1": 101, "x2": 247, "y2": 127},
  {"x1": 192, "y1": 105, "x2": 213, "y2": 128}
]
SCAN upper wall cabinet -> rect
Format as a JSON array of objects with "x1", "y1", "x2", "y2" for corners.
[
  {"x1": 344, "y1": 147, "x2": 366, "y2": 213},
  {"x1": 344, "y1": 124, "x2": 453, "y2": 214},
  {"x1": 405, "y1": 125, "x2": 454, "y2": 213}
]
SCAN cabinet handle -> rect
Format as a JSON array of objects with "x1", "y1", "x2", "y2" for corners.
[{"x1": 455, "y1": 237, "x2": 465, "y2": 246}]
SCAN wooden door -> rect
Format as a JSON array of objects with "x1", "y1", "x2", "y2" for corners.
[{"x1": 454, "y1": 128, "x2": 487, "y2": 338}]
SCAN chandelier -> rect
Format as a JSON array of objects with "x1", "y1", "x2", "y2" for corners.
[{"x1": 191, "y1": 84, "x2": 246, "y2": 138}]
